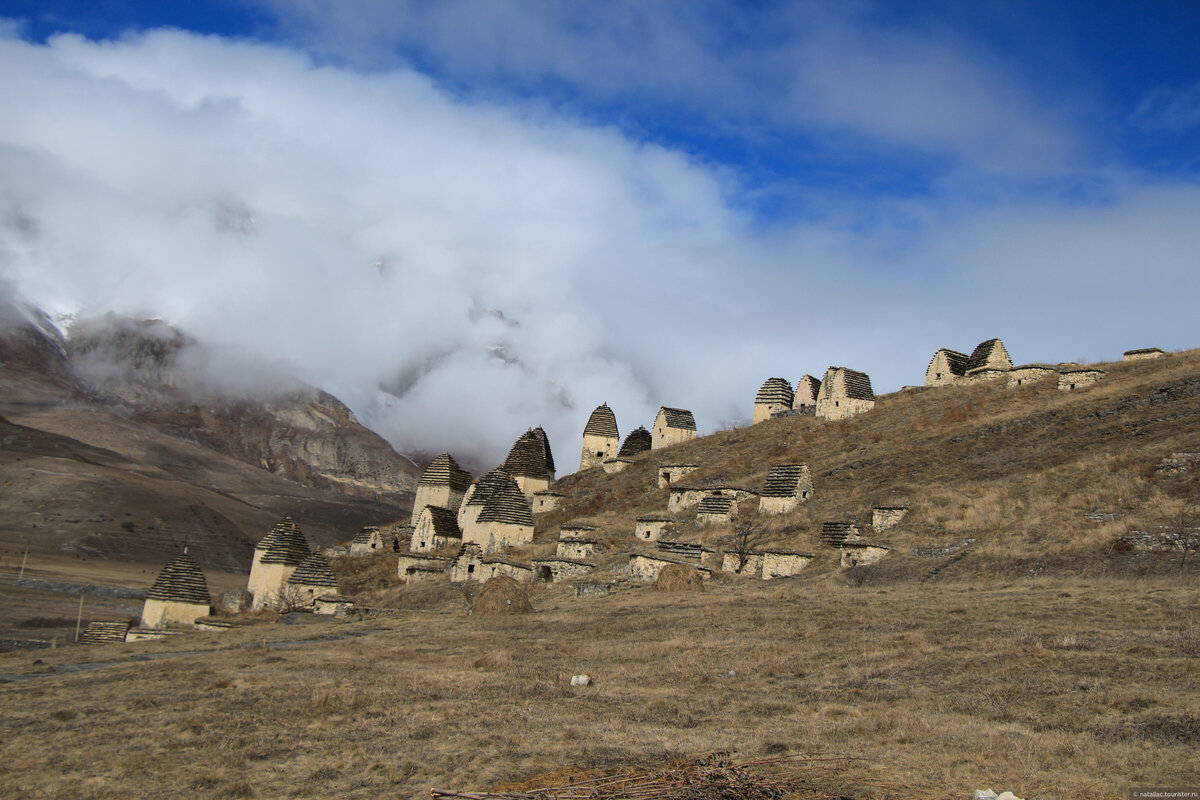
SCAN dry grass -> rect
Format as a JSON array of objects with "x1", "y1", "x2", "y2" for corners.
[
  {"x1": 0, "y1": 575, "x2": 1197, "y2": 798},
  {"x1": 473, "y1": 576, "x2": 533, "y2": 616}
]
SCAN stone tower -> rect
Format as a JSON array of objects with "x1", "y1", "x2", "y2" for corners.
[
  {"x1": 580, "y1": 403, "x2": 620, "y2": 471},
  {"x1": 141, "y1": 551, "x2": 211, "y2": 628},
  {"x1": 411, "y1": 452, "x2": 473, "y2": 524},
  {"x1": 753, "y1": 378, "x2": 795, "y2": 423},
  {"x1": 503, "y1": 426, "x2": 555, "y2": 498}
]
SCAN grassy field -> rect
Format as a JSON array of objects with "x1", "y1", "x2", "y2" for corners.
[{"x1": 1, "y1": 572, "x2": 1197, "y2": 799}]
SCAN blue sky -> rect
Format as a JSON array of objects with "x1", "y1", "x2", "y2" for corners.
[{"x1": 1, "y1": 1, "x2": 1199, "y2": 465}]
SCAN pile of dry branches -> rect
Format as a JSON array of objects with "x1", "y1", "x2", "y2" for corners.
[{"x1": 431, "y1": 754, "x2": 858, "y2": 800}]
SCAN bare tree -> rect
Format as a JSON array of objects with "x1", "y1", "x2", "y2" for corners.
[{"x1": 721, "y1": 516, "x2": 773, "y2": 574}]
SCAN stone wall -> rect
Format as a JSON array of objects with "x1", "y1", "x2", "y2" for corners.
[
  {"x1": 871, "y1": 506, "x2": 908, "y2": 532},
  {"x1": 410, "y1": 484, "x2": 466, "y2": 525},
  {"x1": 658, "y1": 464, "x2": 699, "y2": 488},
  {"x1": 463, "y1": 519, "x2": 535, "y2": 553},
  {"x1": 396, "y1": 553, "x2": 450, "y2": 580},
  {"x1": 556, "y1": 539, "x2": 599, "y2": 559},
  {"x1": 629, "y1": 554, "x2": 710, "y2": 582},
  {"x1": 635, "y1": 517, "x2": 673, "y2": 542},
  {"x1": 840, "y1": 545, "x2": 891, "y2": 567},
  {"x1": 513, "y1": 474, "x2": 552, "y2": 499},
  {"x1": 762, "y1": 551, "x2": 812, "y2": 579},
  {"x1": 602, "y1": 458, "x2": 632, "y2": 474},
  {"x1": 532, "y1": 492, "x2": 564, "y2": 513},
  {"x1": 667, "y1": 486, "x2": 706, "y2": 512},
  {"x1": 140, "y1": 597, "x2": 210, "y2": 628},
  {"x1": 248, "y1": 561, "x2": 298, "y2": 610},
  {"x1": 1006, "y1": 366, "x2": 1056, "y2": 388},
  {"x1": 721, "y1": 551, "x2": 765, "y2": 575},
  {"x1": 580, "y1": 432, "x2": 619, "y2": 471},
  {"x1": 1057, "y1": 370, "x2": 1106, "y2": 391}
]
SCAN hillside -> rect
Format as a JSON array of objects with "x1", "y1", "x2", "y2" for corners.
[
  {"x1": 0, "y1": 306, "x2": 419, "y2": 572},
  {"x1": 537, "y1": 349, "x2": 1200, "y2": 579}
]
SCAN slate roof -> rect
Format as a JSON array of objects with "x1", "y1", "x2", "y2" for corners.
[
  {"x1": 820, "y1": 522, "x2": 861, "y2": 546},
  {"x1": 968, "y1": 338, "x2": 1011, "y2": 371},
  {"x1": 657, "y1": 407, "x2": 697, "y2": 431},
  {"x1": 351, "y1": 526, "x2": 380, "y2": 545},
  {"x1": 504, "y1": 426, "x2": 555, "y2": 478},
  {"x1": 696, "y1": 494, "x2": 736, "y2": 515},
  {"x1": 762, "y1": 464, "x2": 808, "y2": 498},
  {"x1": 146, "y1": 552, "x2": 211, "y2": 605},
  {"x1": 476, "y1": 473, "x2": 535, "y2": 526},
  {"x1": 928, "y1": 348, "x2": 971, "y2": 377},
  {"x1": 830, "y1": 367, "x2": 875, "y2": 400},
  {"x1": 465, "y1": 467, "x2": 516, "y2": 507},
  {"x1": 255, "y1": 516, "x2": 299, "y2": 551},
  {"x1": 1125, "y1": 347, "x2": 1164, "y2": 356},
  {"x1": 287, "y1": 552, "x2": 339, "y2": 589},
  {"x1": 420, "y1": 505, "x2": 463, "y2": 539},
  {"x1": 418, "y1": 453, "x2": 473, "y2": 491},
  {"x1": 636, "y1": 514, "x2": 674, "y2": 522},
  {"x1": 794, "y1": 375, "x2": 821, "y2": 405},
  {"x1": 80, "y1": 619, "x2": 132, "y2": 644},
  {"x1": 618, "y1": 426, "x2": 652, "y2": 457},
  {"x1": 755, "y1": 377, "x2": 795, "y2": 407},
  {"x1": 258, "y1": 518, "x2": 311, "y2": 566},
  {"x1": 583, "y1": 403, "x2": 619, "y2": 438}
]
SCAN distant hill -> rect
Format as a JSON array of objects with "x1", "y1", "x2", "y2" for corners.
[
  {"x1": 0, "y1": 304, "x2": 419, "y2": 572},
  {"x1": 542, "y1": 349, "x2": 1200, "y2": 579}
]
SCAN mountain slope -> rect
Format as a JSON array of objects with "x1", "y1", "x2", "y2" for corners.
[
  {"x1": 0, "y1": 306, "x2": 417, "y2": 571},
  {"x1": 541, "y1": 349, "x2": 1200, "y2": 579}
]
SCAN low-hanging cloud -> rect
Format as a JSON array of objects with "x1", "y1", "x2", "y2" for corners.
[{"x1": 1, "y1": 24, "x2": 1198, "y2": 472}]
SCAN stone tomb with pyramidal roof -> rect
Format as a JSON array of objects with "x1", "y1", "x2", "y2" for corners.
[
  {"x1": 411, "y1": 505, "x2": 463, "y2": 553},
  {"x1": 459, "y1": 467, "x2": 535, "y2": 553},
  {"x1": 758, "y1": 464, "x2": 813, "y2": 515},
  {"x1": 504, "y1": 427, "x2": 556, "y2": 499},
  {"x1": 815, "y1": 367, "x2": 875, "y2": 421},
  {"x1": 618, "y1": 426, "x2": 652, "y2": 458},
  {"x1": 792, "y1": 375, "x2": 821, "y2": 413},
  {"x1": 248, "y1": 517, "x2": 312, "y2": 610},
  {"x1": 349, "y1": 525, "x2": 398, "y2": 556},
  {"x1": 285, "y1": 552, "x2": 340, "y2": 608},
  {"x1": 580, "y1": 403, "x2": 620, "y2": 471},
  {"x1": 141, "y1": 551, "x2": 212, "y2": 628},
  {"x1": 753, "y1": 377, "x2": 795, "y2": 423},
  {"x1": 411, "y1": 453, "x2": 473, "y2": 525},
  {"x1": 652, "y1": 407, "x2": 697, "y2": 449}
]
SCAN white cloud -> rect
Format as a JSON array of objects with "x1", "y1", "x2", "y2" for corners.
[{"x1": 1, "y1": 24, "x2": 1198, "y2": 474}]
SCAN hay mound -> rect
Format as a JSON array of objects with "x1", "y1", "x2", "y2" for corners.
[
  {"x1": 472, "y1": 576, "x2": 533, "y2": 616},
  {"x1": 655, "y1": 563, "x2": 705, "y2": 592}
]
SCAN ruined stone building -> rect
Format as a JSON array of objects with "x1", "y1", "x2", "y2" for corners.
[
  {"x1": 629, "y1": 553, "x2": 712, "y2": 582},
  {"x1": 141, "y1": 551, "x2": 211, "y2": 628},
  {"x1": 758, "y1": 464, "x2": 813, "y2": 514},
  {"x1": 349, "y1": 526, "x2": 397, "y2": 556},
  {"x1": 532, "y1": 490, "x2": 565, "y2": 513},
  {"x1": 504, "y1": 426, "x2": 555, "y2": 498},
  {"x1": 793, "y1": 375, "x2": 821, "y2": 413},
  {"x1": 411, "y1": 505, "x2": 463, "y2": 552},
  {"x1": 450, "y1": 543, "x2": 533, "y2": 583},
  {"x1": 658, "y1": 463, "x2": 699, "y2": 488},
  {"x1": 1058, "y1": 369, "x2": 1106, "y2": 391},
  {"x1": 1124, "y1": 347, "x2": 1165, "y2": 361},
  {"x1": 580, "y1": 403, "x2": 619, "y2": 471},
  {"x1": 815, "y1": 367, "x2": 876, "y2": 420},
  {"x1": 285, "y1": 552, "x2": 339, "y2": 607},
  {"x1": 397, "y1": 552, "x2": 451, "y2": 582},
  {"x1": 925, "y1": 348, "x2": 971, "y2": 386},
  {"x1": 652, "y1": 407, "x2": 697, "y2": 449},
  {"x1": 531, "y1": 557, "x2": 596, "y2": 582},
  {"x1": 1006, "y1": 364, "x2": 1057, "y2": 388},
  {"x1": 635, "y1": 514, "x2": 674, "y2": 542},
  {"x1": 753, "y1": 377, "x2": 795, "y2": 423},
  {"x1": 618, "y1": 426, "x2": 652, "y2": 458},
  {"x1": 696, "y1": 493, "x2": 738, "y2": 525},
  {"x1": 925, "y1": 338, "x2": 1013, "y2": 386},
  {"x1": 411, "y1": 453, "x2": 473, "y2": 524},
  {"x1": 459, "y1": 468, "x2": 535, "y2": 553},
  {"x1": 871, "y1": 506, "x2": 908, "y2": 532},
  {"x1": 721, "y1": 550, "x2": 813, "y2": 580},
  {"x1": 247, "y1": 517, "x2": 311, "y2": 609}
]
